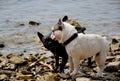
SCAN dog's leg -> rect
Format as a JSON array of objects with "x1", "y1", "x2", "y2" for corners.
[
  {"x1": 64, "y1": 56, "x2": 73, "y2": 74},
  {"x1": 69, "y1": 56, "x2": 74, "y2": 73},
  {"x1": 95, "y1": 52, "x2": 106, "y2": 77},
  {"x1": 60, "y1": 54, "x2": 68, "y2": 73},
  {"x1": 70, "y1": 57, "x2": 80, "y2": 76},
  {"x1": 54, "y1": 55, "x2": 59, "y2": 72}
]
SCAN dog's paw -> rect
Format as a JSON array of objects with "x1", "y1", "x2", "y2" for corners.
[
  {"x1": 70, "y1": 70, "x2": 77, "y2": 76},
  {"x1": 64, "y1": 69, "x2": 72, "y2": 75},
  {"x1": 96, "y1": 72, "x2": 103, "y2": 78}
]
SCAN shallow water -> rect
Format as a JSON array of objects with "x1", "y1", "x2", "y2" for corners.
[{"x1": 0, "y1": 0, "x2": 120, "y2": 55}]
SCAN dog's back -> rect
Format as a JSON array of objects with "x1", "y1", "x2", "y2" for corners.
[{"x1": 66, "y1": 33, "x2": 109, "y2": 59}]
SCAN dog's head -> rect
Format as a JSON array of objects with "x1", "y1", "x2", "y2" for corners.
[
  {"x1": 37, "y1": 32, "x2": 60, "y2": 50},
  {"x1": 51, "y1": 18, "x2": 77, "y2": 43}
]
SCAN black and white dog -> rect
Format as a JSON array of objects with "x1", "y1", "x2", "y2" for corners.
[{"x1": 37, "y1": 16, "x2": 86, "y2": 73}]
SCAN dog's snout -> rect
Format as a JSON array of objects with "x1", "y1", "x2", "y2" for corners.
[{"x1": 50, "y1": 32, "x2": 56, "y2": 40}]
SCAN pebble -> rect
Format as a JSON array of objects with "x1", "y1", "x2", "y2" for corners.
[{"x1": 105, "y1": 61, "x2": 120, "y2": 72}]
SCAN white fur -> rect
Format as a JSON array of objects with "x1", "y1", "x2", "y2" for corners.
[{"x1": 51, "y1": 22, "x2": 109, "y2": 77}]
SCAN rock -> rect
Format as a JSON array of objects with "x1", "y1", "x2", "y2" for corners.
[
  {"x1": 0, "y1": 57, "x2": 8, "y2": 68},
  {"x1": 28, "y1": 54, "x2": 37, "y2": 62},
  {"x1": 115, "y1": 55, "x2": 120, "y2": 61},
  {"x1": 106, "y1": 56, "x2": 115, "y2": 62},
  {"x1": 0, "y1": 74, "x2": 8, "y2": 80},
  {"x1": 37, "y1": 72, "x2": 60, "y2": 81},
  {"x1": 105, "y1": 61, "x2": 120, "y2": 72},
  {"x1": 16, "y1": 74, "x2": 33, "y2": 80},
  {"x1": 76, "y1": 77, "x2": 90, "y2": 81},
  {"x1": 0, "y1": 54, "x2": 2, "y2": 57},
  {"x1": 0, "y1": 43, "x2": 5, "y2": 48},
  {"x1": 3, "y1": 63, "x2": 16, "y2": 70},
  {"x1": 6, "y1": 53, "x2": 15, "y2": 59},
  {"x1": 15, "y1": 22, "x2": 25, "y2": 27},
  {"x1": 112, "y1": 38, "x2": 119, "y2": 44},
  {"x1": 110, "y1": 43, "x2": 120, "y2": 51},
  {"x1": 58, "y1": 73, "x2": 70, "y2": 79},
  {"x1": 67, "y1": 19, "x2": 82, "y2": 28},
  {"x1": 9, "y1": 55, "x2": 27, "y2": 65},
  {"x1": 29, "y1": 21, "x2": 40, "y2": 26}
]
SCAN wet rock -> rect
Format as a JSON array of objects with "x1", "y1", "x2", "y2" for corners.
[
  {"x1": 0, "y1": 70, "x2": 13, "y2": 75},
  {"x1": 29, "y1": 21, "x2": 40, "y2": 26},
  {"x1": 76, "y1": 77, "x2": 90, "y2": 81},
  {"x1": 16, "y1": 74, "x2": 33, "y2": 80},
  {"x1": 0, "y1": 74, "x2": 8, "y2": 80},
  {"x1": 112, "y1": 38, "x2": 119, "y2": 44},
  {"x1": 116, "y1": 55, "x2": 120, "y2": 61},
  {"x1": 6, "y1": 53, "x2": 15, "y2": 59},
  {"x1": 0, "y1": 57, "x2": 8, "y2": 68},
  {"x1": 3, "y1": 63, "x2": 16, "y2": 70},
  {"x1": 0, "y1": 54, "x2": 2, "y2": 57},
  {"x1": 105, "y1": 61, "x2": 120, "y2": 72},
  {"x1": 37, "y1": 72, "x2": 60, "y2": 81},
  {"x1": 106, "y1": 56, "x2": 115, "y2": 62},
  {"x1": 28, "y1": 54, "x2": 38, "y2": 62},
  {"x1": 67, "y1": 19, "x2": 82, "y2": 28},
  {"x1": 58, "y1": 73, "x2": 70, "y2": 79},
  {"x1": 0, "y1": 43, "x2": 5, "y2": 48},
  {"x1": 9, "y1": 55, "x2": 27, "y2": 65},
  {"x1": 15, "y1": 22, "x2": 25, "y2": 27}
]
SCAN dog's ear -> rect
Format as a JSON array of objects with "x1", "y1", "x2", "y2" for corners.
[
  {"x1": 58, "y1": 18, "x2": 63, "y2": 25},
  {"x1": 62, "y1": 15, "x2": 68, "y2": 22},
  {"x1": 58, "y1": 18, "x2": 64, "y2": 31},
  {"x1": 37, "y1": 32, "x2": 45, "y2": 43}
]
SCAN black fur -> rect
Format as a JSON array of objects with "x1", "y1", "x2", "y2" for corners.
[{"x1": 37, "y1": 32, "x2": 68, "y2": 73}]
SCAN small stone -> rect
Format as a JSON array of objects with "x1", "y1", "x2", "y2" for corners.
[
  {"x1": 0, "y1": 57, "x2": 8, "y2": 68},
  {"x1": 42, "y1": 72, "x2": 60, "y2": 81},
  {"x1": 67, "y1": 19, "x2": 82, "y2": 28},
  {"x1": 76, "y1": 77, "x2": 90, "y2": 81},
  {"x1": 105, "y1": 61, "x2": 120, "y2": 72},
  {"x1": 58, "y1": 73, "x2": 70, "y2": 79},
  {"x1": 9, "y1": 56, "x2": 27, "y2": 65},
  {"x1": 115, "y1": 55, "x2": 120, "y2": 61},
  {"x1": 0, "y1": 43, "x2": 5, "y2": 48},
  {"x1": 3, "y1": 63, "x2": 16, "y2": 70},
  {"x1": 112, "y1": 38, "x2": 119, "y2": 44},
  {"x1": 16, "y1": 74, "x2": 33, "y2": 80},
  {"x1": 29, "y1": 21, "x2": 40, "y2": 26},
  {"x1": 15, "y1": 22, "x2": 25, "y2": 27},
  {"x1": 0, "y1": 74, "x2": 8, "y2": 80},
  {"x1": 6, "y1": 53, "x2": 15, "y2": 59},
  {"x1": 106, "y1": 56, "x2": 115, "y2": 62}
]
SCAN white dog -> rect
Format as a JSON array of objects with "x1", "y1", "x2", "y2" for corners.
[{"x1": 50, "y1": 18, "x2": 109, "y2": 77}]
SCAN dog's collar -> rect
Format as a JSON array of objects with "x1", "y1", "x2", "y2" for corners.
[{"x1": 63, "y1": 33, "x2": 78, "y2": 46}]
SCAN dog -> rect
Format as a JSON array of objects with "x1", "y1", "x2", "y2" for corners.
[
  {"x1": 50, "y1": 18, "x2": 109, "y2": 77},
  {"x1": 37, "y1": 16, "x2": 87, "y2": 73},
  {"x1": 37, "y1": 32, "x2": 68, "y2": 73}
]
